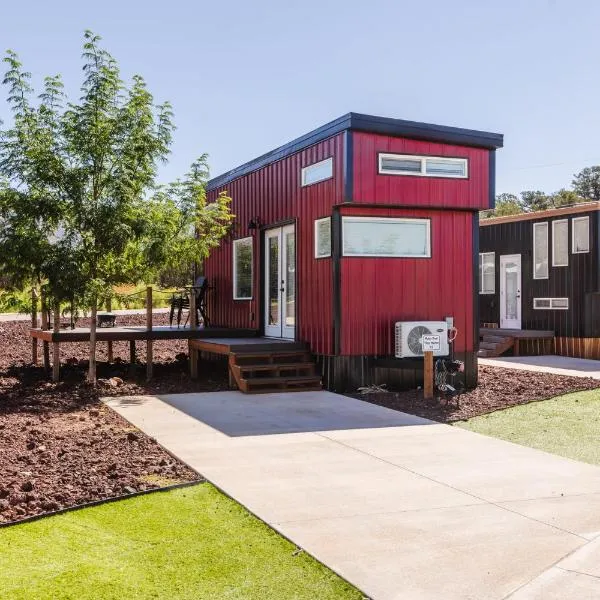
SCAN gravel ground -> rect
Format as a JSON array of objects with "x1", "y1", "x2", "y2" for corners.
[
  {"x1": 0, "y1": 314, "x2": 227, "y2": 524},
  {"x1": 353, "y1": 364, "x2": 600, "y2": 423}
]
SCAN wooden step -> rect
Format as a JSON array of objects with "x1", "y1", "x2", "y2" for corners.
[
  {"x1": 480, "y1": 341, "x2": 500, "y2": 350},
  {"x1": 238, "y1": 374, "x2": 322, "y2": 394},
  {"x1": 481, "y1": 335, "x2": 508, "y2": 344},
  {"x1": 233, "y1": 362, "x2": 315, "y2": 377},
  {"x1": 232, "y1": 351, "x2": 311, "y2": 366},
  {"x1": 478, "y1": 336, "x2": 515, "y2": 358}
]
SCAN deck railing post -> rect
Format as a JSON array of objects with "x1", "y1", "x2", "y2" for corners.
[
  {"x1": 40, "y1": 288, "x2": 50, "y2": 372},
  {"x1": 189, "y1": 285, "x2": 198, "y2": 379},
  {"x1": 106, "y1": 297, "x2": 113, "y2": 363},
  {"x1": 146, "y1": 286, "x2": 153, "y2": 381},
  {"x1": 52, "y1": 302, "x2": 60, "y2": 382},
  {"x1": 31, "y1": 287, "x2": 38, "y2": 365}
]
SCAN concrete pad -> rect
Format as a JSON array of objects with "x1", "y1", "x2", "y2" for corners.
[
  {"x1": 277, "y1": 504, "x2": 584, "y2": 600},
  {"x1": 479, "y1": 355, "x2": 600, "y2": 379},
  {"x1": 104, "y1": 390, "x2": 600, "y2": 599},
  {"x1": 323, "y1": 427, "x2": 600, "y2": 503},
  {"x1": 502, "y1": 494, "x2": 600, "y2": 540},
  {"x1": 157, "y1": 390, "x2": 431, "y2": 436},
  {"x1": 558, "y1": 535, "x2": 600, "y2": 578},
  {"x1": 508, "y1": 567, "x2": 600, "y2": 599}
]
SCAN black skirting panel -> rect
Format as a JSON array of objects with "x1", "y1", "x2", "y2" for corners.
[{"x1": 316, "y1": 352, "x2": 477, "y2": 393}]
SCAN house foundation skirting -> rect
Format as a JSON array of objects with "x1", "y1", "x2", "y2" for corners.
[
  {"x1": 554, "y1": 337, "x2": 600, "y2": 360},
  {"x1": 316, "y1": 352, "x2": 477, "y2": 393}
]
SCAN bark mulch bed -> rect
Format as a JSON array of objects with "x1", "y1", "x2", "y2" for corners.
[
  {"x1": 3, "y1": 312, "x2": 600, "y2": 523},
  {"x1": 353, "y1": 364, "x2": 600, "y2": 423},
  {"x1": 0, "y1": 315, "x2": 229, "y2": 525}
]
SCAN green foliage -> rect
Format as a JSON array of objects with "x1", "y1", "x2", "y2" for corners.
[
  {"x1": 0, "y1": 31, "x2": 232, "y2": 379},
  {"x1": 519, "y1": 190, "x2": 551, "y2": 212},
  {"x1": 0, "y1": 484, "x2": 361, "y2": 600},
  {"x1": 549, "y1": 188, "x2": 583, "y2": 208},
  {"x1": 572, "y1": 166, "x2": 600, "y2": 201}
]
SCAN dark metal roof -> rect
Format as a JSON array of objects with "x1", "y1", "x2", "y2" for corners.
[{"x1": 207, "y1": 112, "x2": 504, "y2": 191}]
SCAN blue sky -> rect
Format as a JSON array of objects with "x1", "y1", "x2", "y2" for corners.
[{"x1": 1, "y1": 0, "x2": 598, "y2": 195}]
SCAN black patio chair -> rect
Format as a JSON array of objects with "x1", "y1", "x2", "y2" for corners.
[{"x1": 169, "y1": 277, "x2": 210, "y2": 328}]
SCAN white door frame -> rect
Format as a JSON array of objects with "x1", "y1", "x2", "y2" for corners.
[
  {"x1": 264, "y1": 224, "x2": 296, "y2": 339},
  {"x1": 500, "y1": 254, "x2": 522, "y2": 329}
]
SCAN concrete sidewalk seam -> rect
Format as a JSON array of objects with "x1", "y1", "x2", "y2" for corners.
[{"x1": 317, "y1": 431, "x2": 592, "y2": 543}]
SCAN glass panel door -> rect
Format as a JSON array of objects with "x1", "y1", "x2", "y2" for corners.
[
  {"x1": 264, "y1": 225, "x2": 296, "y2": 339},
  {"x1": 500, "y1": 254, "x2": 521, "y2": 329},
  {"x1": 282, "y1": 225, "x2": 295, "y2": 339}
]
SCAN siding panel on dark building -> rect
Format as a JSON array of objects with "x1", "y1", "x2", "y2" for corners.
[{"x1": 479, "y1": 208, "x2": 599, "y2": 337}]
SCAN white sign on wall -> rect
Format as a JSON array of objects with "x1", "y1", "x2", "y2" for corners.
[{"x1": 422, "y1": 335, "x2": 441, "y2": 351}]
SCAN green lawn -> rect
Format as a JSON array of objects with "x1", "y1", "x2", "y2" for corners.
[
  {"x1": 0, "y1": 484, "x2": 361, "y2": 600},
  {"x1": 457, "y1": 388, "x2": 600, "y2": 466}
]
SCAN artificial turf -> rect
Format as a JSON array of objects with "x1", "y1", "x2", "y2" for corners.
[
  {"x1": 0, "y1": 483, "x2": 361, "y2": 600},
  {"x1": 457, "y1": 388, "x2": 600, "y2": 466}
]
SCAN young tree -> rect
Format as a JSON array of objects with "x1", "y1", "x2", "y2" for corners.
[
  {"x1": 549, "y1": 188, "x2": 583, "y2": 208},
  {"x1": 520, "y1": 190, "x2": 551, "y2": 213},
  {"x1": 0, "y1": 31, "x2": 233, "y2": 383},
  {"x1": 572, "y1": 166, "x2": 600, "y2": 201}
]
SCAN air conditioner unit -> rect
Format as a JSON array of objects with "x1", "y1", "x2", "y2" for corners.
[{"x1": 394, "y1": 321, "x2": 449, "y2": 358}]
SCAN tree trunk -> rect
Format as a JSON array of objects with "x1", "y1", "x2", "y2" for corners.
[{"x1": 88, "y1": 297, "x2": 98, "y2": 385}]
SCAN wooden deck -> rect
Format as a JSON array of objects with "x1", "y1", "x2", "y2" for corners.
[
  {"x1": 479, "y1": 328, "x2": 554, "y2": 357},
  {"x1": 479, "y1": 328, "x2": 554, "y2": 340},
  {"x1": 30, "y1": 326, "x2": 258, "y2": 343},
  {"x1": 189, "y1": 337, "x2": 307, "y2": 355}
]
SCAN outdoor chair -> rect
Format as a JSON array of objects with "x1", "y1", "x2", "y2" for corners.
[{"x1": 169, "y1": 276, "x2": 210, "y2": 328}]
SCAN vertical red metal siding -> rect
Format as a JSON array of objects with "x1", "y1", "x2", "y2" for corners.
[
  {"x1": 339, "y1": 206, "x2": 474, "y2": 356},
  {"x1": 353, "y1": 132, "x2": 489, "y2": 209},
  {"x1": 205, "y1": 133, "x2": 346, "y2": 355}
]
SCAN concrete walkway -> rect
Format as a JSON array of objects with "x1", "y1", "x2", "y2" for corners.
[
  {"x1": 104, "y1": 391, "x2": 600, "y2": 600},
  {"x1": 479, "y1": 355, "x2": 600, "y2": 380}
]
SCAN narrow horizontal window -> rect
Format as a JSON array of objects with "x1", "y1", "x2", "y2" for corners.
[
  {"x1": 380, "y1": 155, "x2": 422, "y2": 173},
  {"x1": 533, "y1": 297, "x2": 569, "y2": 310},
  {"x1": 479, "y1": 252, "x2": 495, "y2": 294},
  {"x1": 301, "y1": 157, "x2": 333, "y2": 187},
  {"x1": 314, "y1": 217, "x2": 331, "y2": 258},
  {"x1": 342, "y1": 217, "x2": 430, "y2": 258},
  {"x1": 533, "y1": 222, "x2": 549, "y2": 279},
  {"x1": 552, "y1": 219, "x2": 568, "y2": 267},
  {"x1": 378, "y1": 153, "x2": 468, "y2": 178},
  {"x1": 572, "y1": 216, "x2": 590, "y2": 254},
  {"x1": 233, "y1": 237, "x2": 253, "y2": 300},
  {"x1": 425, "y1": 158, "x2": 467, "y2": 177}
]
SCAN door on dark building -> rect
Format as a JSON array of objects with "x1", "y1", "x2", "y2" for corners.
[
  {"x1": 264, "y1": 224, "x2": 296, "y2": 338},
  {"x1": 500, "y1": 254, "x2": 522, "y2": 329}
]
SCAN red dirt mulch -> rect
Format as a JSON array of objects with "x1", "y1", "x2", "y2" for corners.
[
  {"x1": 353, "y1": 364, "x2": 600, "y2": 423},
  {"x1": 0, "y1": 314, "x2": 229, "y2": 525}
]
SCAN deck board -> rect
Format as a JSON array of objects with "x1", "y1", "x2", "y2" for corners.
[{"x1": 480, "y1": 328, "x2": 554, "y2": 340}]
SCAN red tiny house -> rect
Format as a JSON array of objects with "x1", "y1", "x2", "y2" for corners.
[{"x1": 205, "y1": 114, "x2": 502, "y2": 391}]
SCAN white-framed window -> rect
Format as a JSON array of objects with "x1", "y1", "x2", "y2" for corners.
[
  {"x1": 233, "y1": 237, "x2": 253, "y2": 300},
  {"x1": 552, "y1": 219, "x2": 569, "y2": 267},
  {"x1": 479, "y1": 252, "x2": 495, "y2": 294},
  {"x1": 342, "y1": 216, "x2": 431, "y2": 258},
  {"x1": 314, "y1": 217, "x2": 331, "y2": 258},
  {"x1": 533, "y1": 222, "x2": 549, "y2": 279},
  {"x1": 533, "y1": 298, "x2": 569, "y2": 310},
  {"x1": 572, "y1": 216, "x2": 590, "y2": 253},
  {"x1": 378, "y1": 153, "x2": 468, "y2": 179},
  {"x1": 301, "y1": 157, "x2": 333, "y2": 187}
]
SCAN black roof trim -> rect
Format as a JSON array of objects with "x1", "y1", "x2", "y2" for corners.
[{"x1": 207, "y1": 112, "x2": 503, "y2": 191}]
